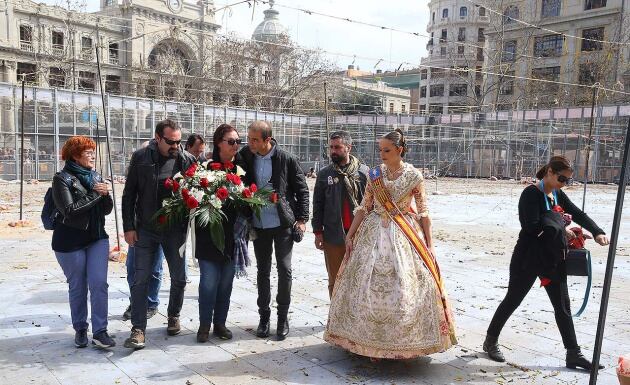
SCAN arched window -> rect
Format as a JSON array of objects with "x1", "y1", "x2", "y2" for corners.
[
  {"x1": 503, "y1": 5, "x2": 519, "y2": 24},
  {"x1": 442, "y1": 8, "x2": 449, "y2": 18},
  {"x1": 460, "y1": 7, "x2": 468, "y2": 17},
  {"x1": 479, "y1": 6, "x2": 486, "y2": 16}
]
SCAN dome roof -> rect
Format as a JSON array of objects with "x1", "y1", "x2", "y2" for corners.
[{"x1": 252, "y1": 6, "x2": 287, "y2": 43}]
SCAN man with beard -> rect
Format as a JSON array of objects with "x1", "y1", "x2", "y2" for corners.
[
  {"x1": 121, "y1": 119, "x2": 196, "y2": 349},
  {"x1": 312, "y1": 131, "x2": 369, "y2": 298}
]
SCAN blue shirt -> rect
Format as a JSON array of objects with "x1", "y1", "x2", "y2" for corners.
[{"x1": 252, "y1": 144, "x2": 281, "y2": 229}]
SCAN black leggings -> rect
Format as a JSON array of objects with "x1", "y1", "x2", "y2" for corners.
[{"x1": 487, "y1": 262, "x2": 579, "y2": 350}]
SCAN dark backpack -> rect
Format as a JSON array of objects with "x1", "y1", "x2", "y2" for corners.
[{"x1": 41, "y1": 171, "x2": 71, "y2": 230}]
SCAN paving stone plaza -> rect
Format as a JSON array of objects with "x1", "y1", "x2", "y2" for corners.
[{"x1": 1, "y1": 179, "x2": 628, "y2": 385}]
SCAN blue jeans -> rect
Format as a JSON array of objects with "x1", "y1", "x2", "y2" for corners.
[
  {"x1": 126, "y1": 245, "x2": 164, "y2": 309},
  {"x1": 198, "y1": 259, "x2": 235, "y2": 325},
  {"x1": 55, "y1": 238, "x2": 109, "y2": 334}
]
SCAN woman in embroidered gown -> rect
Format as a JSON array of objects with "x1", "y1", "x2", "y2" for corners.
[{"x1": 324, "y1": 129, "x2": 457, "y2": 359}]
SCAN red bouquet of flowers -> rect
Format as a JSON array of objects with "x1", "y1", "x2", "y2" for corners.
[{"x1": 152, "y1": 161, "x2": 272, "y2": 252}]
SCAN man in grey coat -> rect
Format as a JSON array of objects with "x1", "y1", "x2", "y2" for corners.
[{"x1": 312, "y1": 131, "x2": 369, "y2": 298}]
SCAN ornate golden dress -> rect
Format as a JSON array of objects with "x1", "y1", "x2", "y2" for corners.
[{"x1": 324, "y1": 163, "x2": 456, "y2": 359}]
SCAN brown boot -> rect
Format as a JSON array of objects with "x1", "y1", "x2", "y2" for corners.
[
  {"x1": 167, "y1": 316, "x2": 181, "y2": 336},
  {"x1": 197, "y1": 323, "x2": 211, "y2": 343},
  {"x1": 124, "y1": 328, "x2": 145, "y2": 350}
]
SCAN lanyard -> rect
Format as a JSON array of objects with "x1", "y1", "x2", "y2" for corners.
[{"x1": 539, "y1": 180, "x2": 559, "y2": 211}]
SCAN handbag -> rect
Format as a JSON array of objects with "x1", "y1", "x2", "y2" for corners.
[
  {"x1": 562, "y1": 248, "x2": 592, "y2": 317},
  {"x1": 565, "y1": 248, "x2": 590, "y2": 276}
]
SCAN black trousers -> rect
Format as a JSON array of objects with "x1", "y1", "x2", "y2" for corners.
[
  {"x1": 253, "y1": 226, "x2": 293, "y2": 316},
  {"x1": 130, "y1": 228, "x2": 187, "y2": 331},
  {"x1": 487, "y1": 261, "x2": 579, "y2": 350}
]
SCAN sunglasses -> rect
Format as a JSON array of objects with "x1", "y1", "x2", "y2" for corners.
[
  {"x1": 222, "y1": 138, "x2": 242, "y2": 146},
  {"x1": 160, "y1": 136, "x2": 181, "y2": 146},
  {"x1": 557, "y1": 175, "x2": 573, "y2": 184}
]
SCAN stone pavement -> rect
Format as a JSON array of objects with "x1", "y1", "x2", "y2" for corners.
[{"x1": 0, "y1": 180, "x2": 628, "y2": 385}]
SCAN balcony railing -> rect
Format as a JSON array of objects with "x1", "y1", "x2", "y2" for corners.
[
  {"x1": 81, "y1": 49, "x2": 94, "y2": 61},
  {"x1": 20, "y1": 41, "x2": 33, "y2": 52},
  {"x1": 109, "y1": 56, "x2": 119, "y2": 65},
  {"x1": 52, "y1": 45, "x2": 64, "y2": 57}
]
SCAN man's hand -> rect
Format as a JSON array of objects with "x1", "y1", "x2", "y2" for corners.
[
  {"x1": 314, "y1": 233, "x2": 324, "y2": 250},
  {"x1": 566, "y1": 228, "x2": 577, "y2": 240},
  {"x1": 124, "y1": 230, "x2": 138, "y2": 246},
  {"x1": 295, "y1": 220, "x2": 306, "y2": 233}
]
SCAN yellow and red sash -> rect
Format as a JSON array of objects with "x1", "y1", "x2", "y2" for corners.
[{"x1": 369, "y1": 167, "x2": 456, "y2": 343}]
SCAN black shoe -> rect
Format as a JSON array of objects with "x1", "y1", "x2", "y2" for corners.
[
  {"x1": 197, "y1": 324, "x2": 211, "y2": 343},
  {"x1": 256, "y1": 310, "x2": 271, "y2": 338},
  {"x1": 92, "y1": 331, "x2": 116, "y2": 348},
  {"x1": 483, "y1": 334, "x2": 505, "y2": 362},
  {"x1": 213, "y1": 324, "x2": 233, "y2": 340},
  {"x1": 122, "y1": 305, "x2": 131, "y2": 321},
  {"x1": 277, "y1": 318, "x2": 289, "y2": 341},
  {"x1": 146, "y1": 308, "x2": 157, "y2": 319},
  {"x1": 566, "y1": 348, "x2": 604, "y2": 371},
  {"x1": 75, "y1": 329, "x2": 88, "y2": 348}
]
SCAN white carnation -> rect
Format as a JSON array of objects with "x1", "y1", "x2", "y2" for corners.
[
  {"x1": 210, "y1": 196, "x2": 222, "y2": 209},
  {"x1": 192, "y1": 189, "x2": 204, "y2": 202}
]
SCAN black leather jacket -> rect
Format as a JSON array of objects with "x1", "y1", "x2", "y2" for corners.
[
  {"x1": 122, "y1": 140, "x2": 196, "y2": 232},
  {"x1": 52, "y1": 170, "x2": 113, "y2": 230},
  {"x1": 239, "y1": 140, "x2": 309, "y2": 228}
]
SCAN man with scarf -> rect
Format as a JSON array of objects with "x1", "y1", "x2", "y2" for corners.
[{"x1": 312, "y1": 131, "x2": 369, "y2": 298}]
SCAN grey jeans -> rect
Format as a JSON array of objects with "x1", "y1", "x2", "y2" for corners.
[{"x1": 130, "y1": 228, "x2": 187, "y2": 330}]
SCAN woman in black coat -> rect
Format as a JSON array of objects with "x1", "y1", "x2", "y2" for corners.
[
  {"x1": 52, "y1": 136, "x2": 115, "y2": 348},
  {"x1": 483, "y1": 156, "x2": 610, "y2": 371},
  {"x1": 195, "y1": 124, "x2": 247, "y2": 342}
]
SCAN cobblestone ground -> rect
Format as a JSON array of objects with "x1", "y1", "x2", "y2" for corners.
[{"x1": 0, "y1": 178, "x2": 628, "y2": 385}]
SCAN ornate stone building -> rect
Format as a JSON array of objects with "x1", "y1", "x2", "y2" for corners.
[
  {"x1": 482, "y1": 0, "x2": 630, "y2": 110},
  {"x1": 0, "y1": 0, "x2": 300, "y2": 105},
  {"x1": 418, "y1": 0, "x2": 490, "y2": 114},
  {"x1": 0, "y1": 0, "x2": 221, "y2": 97}
]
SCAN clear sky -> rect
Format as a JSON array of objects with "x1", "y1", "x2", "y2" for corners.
[{"x1": 40, "y1": 0, "x2": 431, "y2": 73}]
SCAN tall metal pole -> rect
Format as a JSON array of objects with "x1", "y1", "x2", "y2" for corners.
[
  {"x1": 589, "y1": 118, "x2": 630, "y2": 384},
  {"x1": 19, "y1": 79, "x2": 25, "y2": 221},
  {"x1": 582, "y1": 86, "x2": 599, "y2": 211},
  {"x1": 323, "y1": 81, "x2": 330, "y2": 164},
  {"x1": 95, "y1": 46, "x2": 121, "y2": 254}
]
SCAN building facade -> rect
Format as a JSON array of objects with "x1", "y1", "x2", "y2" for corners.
[
  {"x1": 418, "y1": 0, "x2": 490, "y2": 114},
  {"x1": 483, "y1": 0, "x2": 630, "y2": 110},
  {"x1": 0, "y1": 0, "x2": 221, "y2": 95},
  {"x1": 334, "y1": 66, "x2": 412, "y2": 114},
  {"x1": 355, "y1": 69, "x2": 421, "y2": 113}
]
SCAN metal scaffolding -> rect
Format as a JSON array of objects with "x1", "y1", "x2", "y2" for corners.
[{"x1": 0, "y1": 82, "x2": 628, "y2": 183}]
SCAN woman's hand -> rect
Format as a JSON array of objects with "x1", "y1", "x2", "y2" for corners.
[
  {"x1": 595, "y1": 234, "x2": 610, "y2": 246},
  {"x1": 345, "y1": 235, "x2": 354, "y2": 257},
  {"x1": 93, "y1": 182, "x2": 109, "y2": 196},
  {"x1": 566, "y1": 228, "x2": 577, "y2": 240}
]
